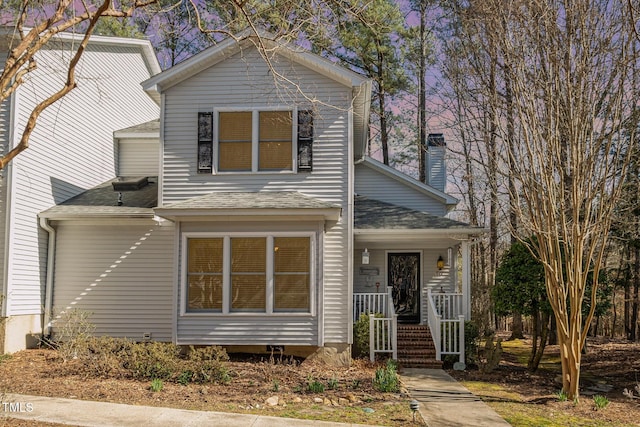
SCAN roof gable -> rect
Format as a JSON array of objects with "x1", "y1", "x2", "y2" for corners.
[
  {"x1": 142, "y1": 30, "x2": 369, "y2": 99},
  {"x1": 141, "y1": 30, "x2": 371, "y2": 161},
  {"x1": 359, "y1": 157, "x2": 458, "y2": 208}
]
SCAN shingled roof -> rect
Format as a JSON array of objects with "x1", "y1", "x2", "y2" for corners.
[
  {"x1": 39, "y1": 178, "x2": 158, "y2": 219},
  {"x1": 154, "y1": 191, "x2": 342, "y2": 221},
  {"x1": 354, "y1": 196, "x2": 473, "y2": 230}
]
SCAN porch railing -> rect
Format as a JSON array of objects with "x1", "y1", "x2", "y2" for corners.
[
  {"x1": 427, "y1": 289, "x2": 465, "y2": 363},
  {"x1": 369, "y1": 314, "x2": 398, "y2": 361},
  {"x1": 352, "y1": 287, "x2": 397, "y2": 362},
  {"x1": 353, "y1": 290, "x2": 390, "y2": 321}
]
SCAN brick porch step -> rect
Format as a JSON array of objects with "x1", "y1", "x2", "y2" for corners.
[{"x1": 396, "y1": 324, "x2": 441, "y2": 369}]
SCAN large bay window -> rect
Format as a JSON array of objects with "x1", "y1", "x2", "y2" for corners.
[{"x1": 184, "y1": 233, "x2": 313, "y2": 315}]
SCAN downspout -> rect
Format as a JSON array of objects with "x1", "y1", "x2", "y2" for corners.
[
  {"x1": 0, "y1": 163, "x2": 11, "y2": 319},
  {"x1": 39, "y1": 216, "x2": 55, "y2": 337}
]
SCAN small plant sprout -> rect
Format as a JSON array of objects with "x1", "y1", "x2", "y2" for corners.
[
  {"x1": 373, "y1": 359, "x2": 399, "y2": 393},
  {"x1": 328, "y1": 377, "x2": 339, "y2": 390},
  {"x1": 272, "y1": 379, "x2": 279, "y2": 392},
  {"x1": 307, "y1": 377, "x2": 325, "y2": 393},
  {"x1": 150, "y1": 378, "x2": 163, "y2": 392},
  {"x1": 593, "y1": 395, "x2": 609, "y2": 410},
  {"x1": 556, "y1": 390, "x2": 568, "y2": 402}
]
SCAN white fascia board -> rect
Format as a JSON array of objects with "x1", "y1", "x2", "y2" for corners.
[
  {"x1": 361, "y1": 157, "x2": 459, "y2": 206},
  {"x1": 142, "y1": 32, "x2": 369, "y2": 96},
  {"x1": 141, "y1": 35, "x2": 243, "y2": 95},
  {"x1": 19, "y1": 27, "x2": 161, "y2": 76},
  {"x1": 113, "y1": 132, "x2": 159, "y2": 139},
  {"x1": 38, "y1": 211, "x2": 155, "y2": 221},
  {"x1": 154, "y1": 208, "x2": 341, "y2": 222},
  {"x1": 353, "y1": 228, "x2": 487, "y2": 242}
]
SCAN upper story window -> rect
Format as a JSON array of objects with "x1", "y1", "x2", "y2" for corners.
[{"x1": 198, "y1": 109, "x2": 313, "y2": 174}]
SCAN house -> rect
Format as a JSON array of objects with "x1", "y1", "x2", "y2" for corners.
[
  {"x1": 0, "y1": 30, "x2": 161, "y2": 353},
  {"x1": 4, "y1": 30, "x2": 483, "y2": 365}
]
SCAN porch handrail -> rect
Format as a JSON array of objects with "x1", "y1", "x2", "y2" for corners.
[
  {"x1": 427, "y1": 289, "x2": 465, "y2": 364},
  {"x1": 431, "y1": 292, "x2": 464, "y2": 319},
  {"x1": 353, "y1": 291, "x2": 388, "y2": 321},
  {"x1": 426, "y1": 288, "x2": 442, "y2": 360}
]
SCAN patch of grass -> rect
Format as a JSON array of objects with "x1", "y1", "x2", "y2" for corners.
[
  {"x1": 500, "y1": 339, "x2": 561, "y2": 371},
  {"x1": 307, "y1": 378, "x2": 325, "y2": 393},
  {"x1": 278, "y1": 401, "x2": 419, "y2": 426},
  {"x1": 556, "y1": 390, "x2": 568, "y2": 402},
  {"x1": 493, "y1": 401, "x2": 622, "y2": 427},
  {"x1": 461, "y1": 380, "x2": 522, "y2": 402},
  {"x1": 327, "y1": 377, "x2": 339, "y2": 390},
  {"x1": 592, "y1": 395, "x2": 609, "y2": 410},
  {"x1": 150, "y1": 378, "x2": 163, "y2": 392},
  {"x1": 0, "y1": 354, "x2": 11, "y2": 364}
]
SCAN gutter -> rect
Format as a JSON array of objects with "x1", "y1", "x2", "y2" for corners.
[{"x1": 38, "y1": 216, "x2": 56, "y2": 337}]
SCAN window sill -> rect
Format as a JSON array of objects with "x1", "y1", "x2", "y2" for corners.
[
  {"x1": 180, "y1": 312, "x2": 314, "y2": 318},
  {"x1": 203, "y1": 170, "x2": 298, "y2": 176}
]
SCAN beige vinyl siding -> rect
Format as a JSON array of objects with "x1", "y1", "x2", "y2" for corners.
[
  {"x1": 161, "y1": 47, "x2": 352, "y2": 344},
  {"x1": 355, "y1": 163, "x2": 447, "y2": 216},
  {"x1": 7, "y1": 41, "x2": 159, "y2": 316},
  {"x1": 177, "y1": 220, "x2": 321, "y2": 346},
  {"x1": 118, "y1": 139, "x2": 159, "y2": 176},
  {"x1": 52, "y1": 222, "x2": 174, "y2": 340}
]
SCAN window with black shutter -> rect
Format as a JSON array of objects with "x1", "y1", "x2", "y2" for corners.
[
  {"x1": 197, "y1": 112, "x2": 213, "y2": 173},
  {"x1": 297, "y1": 110, "x2": 313, "y2": 172}
]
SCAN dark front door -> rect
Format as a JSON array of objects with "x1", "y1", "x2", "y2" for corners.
[{"x1": 388, "y1": 252, "x2": 420, "y2": 323}]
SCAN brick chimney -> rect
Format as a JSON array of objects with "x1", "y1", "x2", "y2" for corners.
[{"x1": 426, "y1": 133, "x2": 446, "y2": 193}]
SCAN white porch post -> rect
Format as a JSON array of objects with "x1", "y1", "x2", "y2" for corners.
[{"x1": 462, "y1": 241, "x2": 471, "y2": 321}]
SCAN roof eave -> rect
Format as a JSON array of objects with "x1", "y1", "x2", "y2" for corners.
[
  {"x1": 39, "y1": 211, "x2": 155, "y2": 221},
  {"x1": 141, "y1": 31, "x2": 369, "y2": 96},
  {"x1": 154, "y1": 207, "x2": 341, "y2": 222},
  {"x1": 354, "y1": 228, "x2": 486, "y2": 236}
]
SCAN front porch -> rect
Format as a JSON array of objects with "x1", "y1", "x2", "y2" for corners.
[
  {"x1": 353, "y1": 288, "x2": 466, "y2": 367},
  {"x1": 352, "y1": 196, "x2": 483, "y2": 367}
]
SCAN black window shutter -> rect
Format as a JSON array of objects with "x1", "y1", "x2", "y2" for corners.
[
  {"x1": 197, "y1": 112, "x2": 213, "y2": 173},
  {"x1": 297, "y1": 110, "x2": 313, "y2": 171}
]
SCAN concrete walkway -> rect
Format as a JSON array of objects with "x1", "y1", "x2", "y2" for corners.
[
  {"x1": 2, "y1": 393, "x2": 379, "y2": 427},
  {"x1": 401, "y1": 369, "x2": 511, "y2": 427},
  {"x1": 3, "y1": 370, "x2": 511, "y2": 427}
]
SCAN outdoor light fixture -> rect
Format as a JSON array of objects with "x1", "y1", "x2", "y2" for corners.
[
  {"x1": 437, "y1": 255, "x2": 445, "y2": 270},
  {"x1": 410, "y1": 400, "x2": 420, "y2": 421},
  {"x1": 362, "y1": 248, "x2": 370, "y2": 265}
]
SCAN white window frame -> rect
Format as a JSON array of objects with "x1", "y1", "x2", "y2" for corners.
[
  {"x1": 180, "y1": 231, "x2": 316, "y2": 317},
  {"x1": 212, "y1": 106, "x2": 298, "y2": 174}
]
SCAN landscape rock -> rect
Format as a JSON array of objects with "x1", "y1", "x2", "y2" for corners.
[{"x1": 265, "y1": 396, "x2": 279, "y2": 406}]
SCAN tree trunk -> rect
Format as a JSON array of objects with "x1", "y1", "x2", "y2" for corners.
[
  {"x1": 548, "y1": 315, "x2": 557, "y2": 345},
  {"x1": 633, "y1": 245, "x2": 639, "y2": 341},
  {"x1": 510, "y1": 312, "x2": 524, "y2": 340},
  {"x1": 528, "y1": 311, "x2": 539, "y2": 370},
  {"x1": 529, "y1": 311, "x2": 550, "y2": 372},
  {"x1": 417, "y1": 0, "x2": 427, "y2": 184}
]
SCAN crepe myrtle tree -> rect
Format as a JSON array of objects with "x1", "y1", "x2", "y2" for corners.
[{"x1": 447, "y1": 0, "x2": 640, "y2": 399}]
